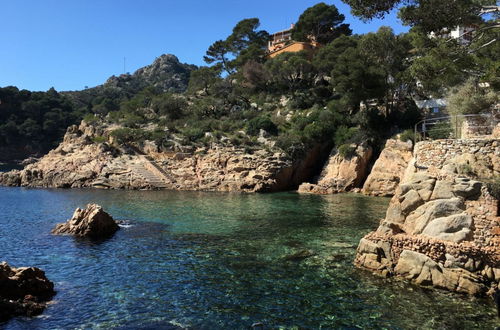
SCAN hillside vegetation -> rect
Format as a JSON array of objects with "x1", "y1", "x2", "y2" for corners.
[{"x1": 1, "y1": 2, "x2": 497, "y2": 161}]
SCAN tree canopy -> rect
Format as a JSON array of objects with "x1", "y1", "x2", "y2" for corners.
[{"x1": 291, "y1": 2, "x2": 352, "y2": 44}]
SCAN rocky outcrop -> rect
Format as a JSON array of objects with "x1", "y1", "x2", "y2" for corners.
[
  {"x1": 298, "y1": 143, "x2": 372, "y2": 194},
  {"x1": 355, "y1": 138, "x2": 500, "y2": 295},
  {"x1": 0, "y1": 262, "x2": 55, "y2": 322},
  {"x1": 52, "y1": 204, "x2": 119, "y2": 238},
  {"x1": 362, "y1": 139, "x2": 413, "y2": 196},
  {"x1": 0, "y1": 121, "x2": 325, "y2": 193}
]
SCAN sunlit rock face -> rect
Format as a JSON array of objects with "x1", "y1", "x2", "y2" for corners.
[{"x1": 355, "y1": 138, "x2": 500, "y2": 296}]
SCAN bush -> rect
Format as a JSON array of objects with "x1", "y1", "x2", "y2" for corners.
[
  {"x1": 427, "y1": 121, "x2": 453, "y2": 139},
  {"x1": 398, "y1": 129, "x2": 415, "y2": 143},
  {"x1": 153, "y1": 94, "x2": 187, "y2": 119},
  {"x1": 92, "y1": 135, "x2": 107, "y2": 144},
  {"x1": 334, "y1": 126, "x2": 358, "y2": 145},
  {"x1": 246, "y1": 116, "x2": 278, "y2": 136},
  {"x1": 337, "y1": 144, "x2": 357, "y2": 159},
  {"x1": 182, "y1": 127, "x2": 205, "y2": 143},
  {"x1": 110, "y1": 128, "x2": 149, "y2": 145},
  {"x1": 83, "y1": 113, "x2": 99, "y2": 124}
]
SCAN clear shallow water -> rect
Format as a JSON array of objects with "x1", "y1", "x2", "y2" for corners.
[{"x1": 0, "y1": 187, "x2": 497, "y2": 329}]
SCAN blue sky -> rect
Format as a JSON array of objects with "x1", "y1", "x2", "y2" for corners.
[{"x1": 0, "y1": 1, "x2": 408, "y2": 91}]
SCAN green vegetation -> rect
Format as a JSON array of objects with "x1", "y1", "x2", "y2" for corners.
[
  {"x1": 0, "y1": 87, "x2": 83, "y2": 157},
  {"x1": 338, "y1": 144, "x2": 358, "y2": 159},
  {"x1": 427, "y1": 121, "x2": 453, "y2": 139},
  {"x1": 1, "y1": 2, "x2": 498, "y2": 161}
]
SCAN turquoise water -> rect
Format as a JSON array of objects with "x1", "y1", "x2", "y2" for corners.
[{"x1": 0, "y1": 187, "x2": 497, "y2": 329}]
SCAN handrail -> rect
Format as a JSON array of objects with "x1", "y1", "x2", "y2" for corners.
[{"x1": 414, "y1": 113, "x2": 498, "y2": 141}]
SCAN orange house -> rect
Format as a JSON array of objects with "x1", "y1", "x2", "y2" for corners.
[{"x1": 267, "y1": 24, "x2": 319, "y2": 58}]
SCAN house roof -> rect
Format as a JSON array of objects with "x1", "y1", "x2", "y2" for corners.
[{"x1": 415, "y1": 98, "x2": 447, "y2": 109}]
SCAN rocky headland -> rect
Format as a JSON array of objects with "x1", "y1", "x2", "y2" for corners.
[
  {"x1": 0, "y1": 262, "x2": 55, "y2": 322},
  {"x1": 355, "y1": 138, "x2": 500, "y2": 295},
  {"x1": 0, "y1": 120, "x2": 326, "y2": 193}
]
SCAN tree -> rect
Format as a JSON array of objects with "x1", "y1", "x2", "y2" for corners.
[
  {"x1": 329, "y1": 46, "x2": 385, "y2": 112},
  {"x1": 446, "y1": 78, "x2": 499, "y2": 116},
  {"x1": 204, "y1": 18, "x2": 269, "y2": 75},
  {"x1": 292, "y1": 2, "x2": 352, "y2": 44},
  {"x1": 204, "y1": 40, "x2": 234, "y2": 75},
  {"x1": 313, "y1": 35, "x2": 359, "y2": 75},
  {"x1": 359, "y1": 26, "x2": 412, "y2": 114},
  {"x1": 187, "y1": 66, "x2": 221, "y2": 95},
  {"x1": 265, "y1": 51, "x2": 317, "y2": 92},
  {"x1": 228, "y1": 18, "x2": 269, "y2": 67},
  {"x1": 342, "y1": 0, "x2": 498, "y2": 29}
]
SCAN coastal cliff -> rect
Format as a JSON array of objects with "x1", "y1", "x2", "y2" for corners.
[
  {"x1": 0, "y1": 121, "x2": 325, "y2": 193},
  {"x1": 362, "y1": 139, "x2": 413, "y2": 196},
  {"x1": 355, "y1": 138, "x2": 500, "y2": 295},
  {"x1": 297, "y1": 143, "x2": 373, "y2": 194}
]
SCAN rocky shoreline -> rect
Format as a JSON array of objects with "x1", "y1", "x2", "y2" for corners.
[
  {"x1": 0, "y1": 121, "x2": 327, "y2": 193},
  {"x1": 0, "y1": 262, "x2": 55, "y2": 322},
  {"x1": 355, "y1": 138, "x2": 500, "y2": 295}
]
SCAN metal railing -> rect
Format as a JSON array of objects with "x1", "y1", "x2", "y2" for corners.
[{"x1": 414, "y1": 113, "x2": 498, "y2": 142}]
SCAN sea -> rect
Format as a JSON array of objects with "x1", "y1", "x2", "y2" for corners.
[{"x1": 0, "y1": 186, "x2": 497, "y2": 329}]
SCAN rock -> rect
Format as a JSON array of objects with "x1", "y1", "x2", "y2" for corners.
[
  {"x1": 0, "y1": 120, "x2": 327, "y2": 193},
  {"x1": 430, "y1": 180, "x2": 455, "y2": 200},
  {"x1": 362, "y1": 139, "x2": 413, "y2": 196},
  {"x1": 298, "y1": 143, "x2": 372, "y2": 194},
  {"x1": 452, "y1": 177, "x2": 482, "y2": 199},
  {"x1": 421, "y1": 213, "x2": 473, "y2": 243},
  {"x1": 52, "y1": 204, "x2": 119, "y2": 238},
  {"x1": 405, "y1": 198, "x2": 465, "y2": 234},
  {"x1": 355, "y1": 138, "x2": 500, "y2": 296},
  {"x1": 394, "y1": 250, "x2": 484, "y2": 295},
  {"x1": 284, "y1": 249, "x2": 315, "y2": 261},
  {"x1": 400, "y1": 190, "x2": 424, "y2": 215},
  {"x1": 0, "y1": 262, "x2": 55, "y2": 322}
]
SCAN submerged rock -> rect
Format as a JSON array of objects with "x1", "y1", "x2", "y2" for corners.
[
  {"x1": 0, "y1": 262, "x2": 55, "y2": 322},
  {"x1": 52, "y1": 203, "x2": 119, "y2": 238},
  {"x1": 284, "y1": 249, "x2": 316, "y2": 261}
]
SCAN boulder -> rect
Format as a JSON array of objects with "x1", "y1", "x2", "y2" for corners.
[
  {"x1": 404, "y1": 198, "x2": 465, "y2": 234},
  {"x1": 0, "y1": 262, "x2": 55, "y2": 322},
  {"x1": 52, "y1": 203, "x2": 119, "y2": 238},
  {"x1": 421, "y1": 213, "x2": 473, "y2": 243},
  {"x1": 394, "y1": 250, "x2": 484, "y2": 295}
]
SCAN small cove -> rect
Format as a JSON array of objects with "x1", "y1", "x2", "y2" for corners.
[{"x1": 0, "y1": 187, "x2": 497, "y2": 329}]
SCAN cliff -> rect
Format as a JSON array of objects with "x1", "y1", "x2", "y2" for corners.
[
  {"x1": 298, "y1": 143, "x2": 373, "y2": 194},
  {"x1": 362, "y1": 138, "x2": 413, "y2": 196},
  {"x1": 0, "y1": 121, "x2": 323, "y2": 193},
  {"x1": 355, "y1": 138, "x2": 500, "y2": 295}
]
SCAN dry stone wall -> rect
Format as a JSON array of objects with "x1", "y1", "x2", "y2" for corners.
[{"x1": 355, "y1": 138, "x2": 500, "y2": 296}]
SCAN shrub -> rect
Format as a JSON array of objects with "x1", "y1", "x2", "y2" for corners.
[
  {"x1": 110, "y1": 128, "x2": 149, "y2": 145},
  {"x1": 92, "y1": 135, "x2": 107, "y2": 144},
  {"x1": 398, "y1": 129, "x2": 416, "y2": 143},
  {"x1": 334, "y1": 126, "x2": 358, "y2": 145},
  {"x1": 83, "y1": 113, "x2": 98, "y2": 125},
  {"x1": 427, "y1": 121, "x2": 453, "y2": 139},
  {"x1": 182, "y1": 127, "x2": 204, "y2": 143},
  {"x1": 246, "y1": 116, "x2": 278, "y2": 136},
  {"x1": 337, "y1": 144, "x2": 357, "y2": 159},
  {"x1": 153, "y1": 94, "x2": 187, "y2": 119}
]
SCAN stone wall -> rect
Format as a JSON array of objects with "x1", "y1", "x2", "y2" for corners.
[
  {"x1": 355, "y1": 138, "x2": 500, "y2": 295},
  {"x1": 461, "y1": 114, "x2": 500, "y2": 139}
]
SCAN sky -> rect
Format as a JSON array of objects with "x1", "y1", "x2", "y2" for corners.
[{"x1": 0, "y1": 0, "x2": 408, "y2": 92}]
